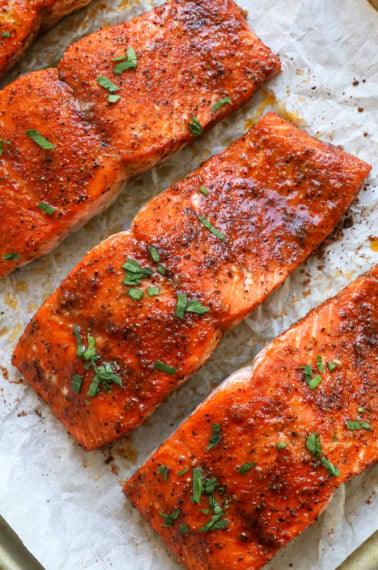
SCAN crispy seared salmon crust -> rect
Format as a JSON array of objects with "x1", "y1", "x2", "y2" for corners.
[
  {"x1": 124, "y1": 265, "x2": 378, "y2": 570},
  {"x1": 12, "y1": 113, "x2": 371, "y2": 450},
  {"x1": 0, "y1": 0, "x2": 92, "y2": 78},
  {"x1": 0, "y1": 0, "x2": 281, "y2": 279}
]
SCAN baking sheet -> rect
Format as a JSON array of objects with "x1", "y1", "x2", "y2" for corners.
[{"x1": 0, "y1": 0, "x2": 377, "y2": 569}]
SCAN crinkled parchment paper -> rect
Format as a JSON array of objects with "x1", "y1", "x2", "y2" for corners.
[{"x1": 0, "y1": 1, "x2": 377, "y2": 569}]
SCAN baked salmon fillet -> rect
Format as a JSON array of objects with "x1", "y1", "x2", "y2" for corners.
[
  {"x1": 124, "y1": 265, "x2": 378, "y2": 570},
  {"x1": 12, "y1": 113, "x2": 371, "y2": 450},
  {"x1": 0, "y1": 0, "x2": 281, "y2": 279},
  {"x1": 0, "y1": 0, "x2": 91, "y2": 79}
]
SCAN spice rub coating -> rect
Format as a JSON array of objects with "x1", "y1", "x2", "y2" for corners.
[
  {"x1": 0, "y1": 0, "x2": 91, "y2": 79},
  {"x1": 0, "y1": 0, "x2": 281, "y2": 279},
  {"x1": 124, "y1": 266, "x2": 378, "y2": 570},
  {"x1": 12, "y1": 114, "x2": 371, "y2": 450}
]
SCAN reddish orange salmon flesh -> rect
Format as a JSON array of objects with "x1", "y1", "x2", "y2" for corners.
[
  {"x1": 124, "y1": 266, "x2": 378, "y2": 570},
  {"x1": 0, "y1": 0, "x2": 92, "y2": 78},
  {"x1": 12, "y1": 113, "x2": 371, "y2": 450},
  {"x1": 0, "y1": 0, "x2": 281, "y2": 279}
]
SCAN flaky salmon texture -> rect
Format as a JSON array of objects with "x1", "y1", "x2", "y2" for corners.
[
  {"x1": 0, "y1": 0, "x2": 281, "y2": 279},
  {"x1": 0, "y1": 0, "x2": 92, "y2": 78},
  {"x1": 12, "y1": 113, "x2": 371, "y2": 451},
  {"x1": 124, "y1": 266, "x2": 378, "y2": 570}
]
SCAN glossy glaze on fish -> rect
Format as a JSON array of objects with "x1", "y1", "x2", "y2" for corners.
[
  {"x1": 0, "y1": 0, "x2": 91, "y2": 79},
  {"x1": 0, "y1": 0, "x2": 281, "y2": 279},
  {"x1": 12, "y1": 113, "x2": 371, "y2": 450},
  {"x1": 124, "y1": 265, "x2": 378, "y2": 570}
]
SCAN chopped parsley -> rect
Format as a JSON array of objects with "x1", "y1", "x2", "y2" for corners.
[
  {"x1": 159, "y1": 509, "x2": 180, "y2": 527},
  {"x1": 199, "y1": 495, "x2": 230, "y2": 533},
  {"x1": 2, "y1": 31, "x2": 10, "y2": 38},
  {"x1": 71, "y1": 374, "x2": 83, "y2": 394},
  {"x1": 96, "y1": 75, "x2": 120, "y2": 93},
  {"x1": 197, "y1": 215, "x2": 225, "y2": 240},
  {"x1": 126, "y1": 288, "x2": 144, "y2": 300},
  {"x1": 200, "y1": 186, "x2": 209, "y2": 196},
  {"x1": 72, "y1": 324, "x2": 123, "y2": 396},
  {"x1": 122, "y1": 257, "x2": 152, "y2": 294},
  {"x1": 306, "y1": 432, "x2": 322, "y2": 457},
  {"x1": 316, "y1": 355, "x2": 324, "y2": 373},
  {"x1": 186, "y1": 300, "x2": 209, "y2": 314},
  {"x1": 26, "y1": 129, "x2": 55, "y2": 150},
  {"x1": 191, "y1": 467, "x2": 203, "y2": 504},
  {"x1": 358, "y1": 407, "x2": 366, "y2": 414},
  {"x1": 321, "y1": 457, "x2": 340, "y2": 477},
  {"x1": 177, "y1": 467, "x2": 189, "y2": 476},
  {"x1": 0, "y1": 139, "x2": 10, "y2": 156},
  {"x1": 157, "y1": 465, "x2": 169, "y2": 483},
  {"x1": 157, "y1": 264, "x2": 166, "y2": 276},
  {"x1": 108, "y1": 94, "x2": 120, "y2": 103},
  {"x1": 302, "y1": 364, "x2": 323, "y2": 390},
  {"x1": 3, "y1": 252, "x2": 20, "y2": 261},
  {"x1": 206, "y1": 423, "x2": 222, "y2": 450},
  {"x1": 175, "y1": 293, "x2": 188, "y2": 319},
  {"x1": 180, "y1": 524, "x2": 190, "y2": 534},
  {"x1": 328, "y1": 361, "x2": 337, "y2": 371},
  {"x1": 238, "y1": 462, "x2": 256, "y2": 475},
  {"x1": 154, "y1": 360, "x2": 176, "y2": 375},
  {"x1": 346, "y1": 420, "x2": 371, "y2": 431},
  {"x1": 147, "y1": 286, "x2": 160, "y2": 296},
  {"x1": 37, "y1": 202, "x2": 56, "y2": 215},
  {"x1": 277, "y1": 441, "x2": 288, "y2": 450},
  {"x1": 175, "y1": 294, "x2": 209, "y2": 319},
  {"x1": 113, "y1": 47, "x2": 137, "y2": 74},
  {"x1": 148, "y1": 245, "x2": 160, "y2": 263},
  {"x1": 211, "y1": 96, "x2": 232, "y2": 113},
  {"x1": 188, "y1": 117, "x2": 203, "y2": 136}
]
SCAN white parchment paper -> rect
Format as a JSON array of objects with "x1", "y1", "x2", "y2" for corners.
[{"x1": 0, "y1": 1, "x2": 377, "y2": 569}]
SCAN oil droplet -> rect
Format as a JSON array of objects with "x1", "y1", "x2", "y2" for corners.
[
  {"x1": 5, "y1": 292, "x2": 18, "y2": 310},
  {"x1": 15, "y1": 281, "x2": 28, "y2": 292},
  {"x1": 9, "y1": 323, "x2": 22, "y2": 343},
  {"x1": 296, "y1": 69, "x2": 304, "y2": 76},
  {"x1": 370, "y1": 238, "x2": 378, "y2": 252},
  {"x1": 28, "y1": 302, "x2": 38, "y2": 313},
  {"x1": 0, "y1": 327, "x2": 9, "y2": 337}
]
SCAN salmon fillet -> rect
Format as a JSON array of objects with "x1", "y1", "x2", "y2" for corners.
[
  {"x1": 0, "y1": 0, "x2": 91, "y2": 79},
  {"x1": 124, "y1": 265, "x2": 378, "y2": 570},
  {"x1": 12, "y1": 113, "x2": 371, "y2": 450},
  {"x1": 0, "y1": 0, "x2": 281, "y2": 279}
]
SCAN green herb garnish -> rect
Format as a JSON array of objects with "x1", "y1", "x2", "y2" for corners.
[
  {"x1": 188, "y1": 117, "x2": 203, "y2": 136},
  {"x1": 37, "y1": 202, "x2": 56, "y2": 215},
  {"x1": 206, "y1": 423, "x2": 222, "y2": 450},
  {"x1": 358, "y1": 407, "x2": 366, "y2": 414},
  {"x1": 346, "y1": 421, "x2": 371, "y2": 431},
  {"x1": 175, "y1": 293, "x2": 188, "y2": 319},
  {"x1": 277, "y1": 442, "x2": 288, "y2": 450},
  {"x1": 157, "y1": 465, "x2": 169, "y2": 483},
  {"x1": 211, "y1": 96, "x2": 232, "y2": 113},
  {"x1": 238, "y1": 462, "x2": 256, "y2": 475},
  {"x1": 155, "y1": 360, "x2": 176, "y2": 375},
  {"x1": 177, "y1": 467, "x2": 189, "y2": 476},
  {"x1": 180, "y1": 524, "x2": 189, "y2": 534},
  {"x1": 321, "y1": 457, "x2": 340, "y2": 477},
  {"x1": 197, "y1": 215, "x2": 225, "y2": 240},
  {"x1": 306, "y1": 432, "x2": 322, "y2": 457},
  {"x1": 113, "y1": 47, "x2": 137, "y2": 74},
  {"x1": 71, "y1": 374, "x2": 83, "y2": 394},
  {"x1": 2, "y1": 31, "x2": 10, "y2": 38},
  {"x1": 307, "y1": 374, "x2": 322, "y2": 390},
  {"x1": 191, "y1": 468, "x2": 203, "y2": 504},
  {"x1": 26, "y1": 129, "x2": 55, "y2": 150},
  {"x1": 157, "y1": 264, "x2": 166, "y2": 276},
  {"x1": 0, "y1": 139, "x2": 10, "y2": 156},
  {"x1": 126, "y1": 288, "x2": 144, "y2": 301},
  {"x1": 186, "y1": 299, "x2": 209, "y2": 314},
  {"x1": 147, "y1": 286, "x2": 160, "y2": 296},
  {"x1": 96, "y1": 75, "x2": 120, "y2": 93},
  {"x1": 316, "y1": 355, "x2": 324, "y2": 373},
  {"x1": 200, "y1": 186, "x2": 209, "y2": 196},
  {"x1": 108, "y1": 94, "x2": 120, "y2": 103},
  {"x1": 199, "y1": 496, "x2": 229, "y2": 533},
  {"x1": 3, "y1": 252, "x2": 20, "y2": 261},
  {"x1": 148, "y1": 245, "x2": 160, "y2": 263},
  {"x1": 159, "y1": 509, "x2": 180, "y2": 527},
  {"x1": 328, "y1": 361, "x2": 337, "y2": 371}
]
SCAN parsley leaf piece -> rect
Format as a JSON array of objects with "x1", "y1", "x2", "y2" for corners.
[
  {"x1": 126, "y1": 288, "x2": 144, "y2": 301},
  {"x1": 347, "y1": 420, "x2": 371, "y2": 431},
  {"x1": 177, "y1": 467, "x2": 189, "y2": 476},
  {"x1": 83, "y1": 332, "x2": 96, "y2": 361},
  {"x1": 328, "y1": 361, "x2": 337, "y2": 371},
  {"x1": 203, "y1": 478, "x2": 218, "y2": 495},
  {"x1": 199, "y1": 497, "x2": 230, "y2": 533},
  {"x1": 238, "y1": 462, "x2": 256, "y2": 475},
  {"x1": 188, "y1": 117, "x2": 203, "y2": 136},
  {"x1": 148, "y1": 245, "x2": 160, "y2": 263},
  {"x1": 96, "y1": 75, "x2": 120, "y2": 93},
  {"x1": 147, "y1": 286, "x2": 160, "y2": 296},
  {"x1": 307, "y1": 374, "x2": 322, "y2": 390},
  {"x1": 321, "y1": 457, "x2": 340, "y2": 477},
  {"x1": 306, "y1": 432, "x2": 322, "y2": 457},
  {"x1": 86, "y1": 375, "x2": 101, "y2": 397},
  {"x1": 186, "y1": 300, "x2": 209, "y2": 314},
  {"x1": 3, "y1": 252, "x2": 20, "y2": 261},
  {"x1": 122, "y1": 258, "x2": 142, "y2": 273},
  {"x1": 159, "y1": 509, "x2": 181, "y2": 527},
  {"x1": 157, "y1": 465, "x2": 169, "y2": 483},
  {"x1": 175, "y1": 293, "x2": 188, "y2": 319},
  {"x1": 332, "y1": 435, "x2": 338, "y2": 442},
  {"x1": 316, "y1": 355, "x2": 324, "y2": 373},
  {"x1": 2, "y1": 31, "x2": 10, "y2": 38},
  {"x1": 197, "y1": 215, "x2": 225, "y2": 240},
  {"x1": 94, "y1": 362, "x2": 123, "y2": 390},
  {"x1": 302, "y1": 364, "x2": 313, "y2": 377},
  {"x1": 358, "y1": 407, "x2": 366, "y2": 414},
  {"x1": 71, "y1": 374, "x2": 83, "y2": 394},
  {"x1": 113, "y1": 47, "x2": 137, "y2": 75},
  {"x1": 191, "y1": 467, "x2": 203, "y2": 505},
  {"x1": 0, "y1": 139, "x2": 10, "y2": 156},
  {"x1": 277, "y1": 441, "x2": 288, "y2": 450},
  {"x1": 37, "y1": 202, "x2": 56, "y2": 215},
  {"x1": 200, "y1": 509, "x2": 209, "y2": 515},
  {"x1": 200, "y1": 186, "x2": 209, "y2": 196},
  {"x1": 155, "y1": 360, "x2": 176, "y2": 375},
  {"x1": 211, "y1": 96, "x2": 232, "y2": 113},
  {"x1": 73, "y1": 324, "x2": 85, "y2": 358},
  {"x1": 180, "y1": 524, "x2": 189, "y2": 534},
  {"x1": 26, "y1": 129, "x2": 55, "y2": 150},
  {"x1": 206, "y1": 423, "x2": 222, "y2": 450},
  {"x1": 109, "y1": 94, "x2": 121, "y2": 103},
  {"x1": 157, "y1": 264, "x2": 166, "y2": 276}
]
